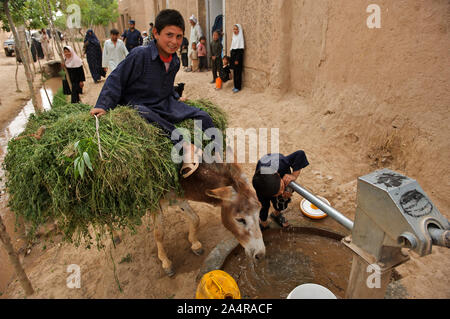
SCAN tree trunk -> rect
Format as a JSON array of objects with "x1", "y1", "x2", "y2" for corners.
[
  {"x1": 15, "y1": 58, "x2": 21, "y2": 92},
  {"x1": 3, "y1": 0, "x2": 41, "y2": 113},
  {"x1": 35, "y1": 48, "x2": 52, "y2": 109},
  {"x1": 74, "y1": 29, "x2": 89, "y2": 76},
  {"x1": 25, "y1": 25, "x2": 37, "y2": 77},
  {"x1": 18, "y1": 26, "x2": 35, "y2": 82},
  {"x1": 0, "y1": 214, "x2": 34, "y2": 296},
  {"x1": 17, "y1": 25, "x2": 42, "y2": 113},
  {"x1": 42, "y1": 0, "x2": 72, "y2": 91}
]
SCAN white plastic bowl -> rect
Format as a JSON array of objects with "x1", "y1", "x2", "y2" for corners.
[{"x1": 287, "y1": 283, "x2": 337, "y2": 299}]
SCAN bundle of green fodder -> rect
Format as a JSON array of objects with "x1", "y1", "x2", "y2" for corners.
[{"x1": 3, "y1": 89, "x2": 228, "y2": 248}]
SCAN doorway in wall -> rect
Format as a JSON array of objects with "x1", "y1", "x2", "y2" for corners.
[{"x1": 205, "y1": 0, "x2": 225, "y2": 61}]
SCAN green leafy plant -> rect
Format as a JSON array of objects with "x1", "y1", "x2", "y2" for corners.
[
  {"x1": 63, "y1": 138, "x2": 96, "y2": 179},
  {"x1": 3, "y1": 93, "x2": 228, "y2": 249}
]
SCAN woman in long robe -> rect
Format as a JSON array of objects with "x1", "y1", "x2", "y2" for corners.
[
  {"x1": 230, "y1": 24, "x2": 244, "y2": 93},
  {"x1": 63, "y1": 46, "x2": 86, "y2": 104},
  {"x1": 84, "y1": 29, "x2": 105, "y2": 83},
  {"x1": 40, "y1": 28, "x2": 54, "y2": 60}
]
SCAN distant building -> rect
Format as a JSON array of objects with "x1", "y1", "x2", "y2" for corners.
[{"x1": 116, "y1": 0, "x2": 450, "y2": 114}]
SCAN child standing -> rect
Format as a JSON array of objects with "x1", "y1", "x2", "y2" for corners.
[
  {"x1": 210, "y1": 31, "x2": 223, "y2": 83},
  {"x1": 197, "y1": 36, "x2": 207, "y2": 72},
  {"x1": 230, "y1": 24, "x2": 244, "y2": 93},
  {"x1": 180, "y1": 36, "x2": 189, "y2": 70},
  {"x1": 189, "y1": 42, "x2": 199, "y2": 72}
]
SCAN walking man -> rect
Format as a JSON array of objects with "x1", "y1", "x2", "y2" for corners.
[
  {"x1": 102, "y1": 29, "x2": 128, "y2": 73},
  {"x1": 122, "y1": 20, "x2": 143, "y2": 52}
]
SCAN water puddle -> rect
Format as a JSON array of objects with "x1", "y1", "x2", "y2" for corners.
[
  {"x1": 0, "y1": 77, "x2": 61, "y2": 155},
  {"x1": 222, "y1": 228, "x2": 353, "y2": 299},
  {"x1": 0, "y1": 77, "x2": 61, "y2": 296}
]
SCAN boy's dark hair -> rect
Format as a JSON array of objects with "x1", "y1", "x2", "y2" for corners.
[
  {"x1": 223, "y1": 55, "x2": 230, "y2": 62},
  {"x1": 252, "y1": 170, "x2": 281, "y2": 198},
  {"x1": 199, "y1": 36, "x2": 206, "y2": 41},
  {"x1": 155, "y1": 9, "x2": 185, "y2": 33},
  {"x1": 110, "y1": 29, "x2": 119, "y2": 35},
  {"x1": 149, "y1": 22, "x2": 154, "y2": 26}
]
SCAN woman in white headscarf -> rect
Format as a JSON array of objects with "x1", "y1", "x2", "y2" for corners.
[
  {"x1": 62, "y1": 46, "x2": 86, "y2": 103},
  {"x1": 188, "y1": 14, "x2": 203, "y2": 71},
  {"x1": 230, "y1": 24, "x2": 244, "y2": 93}
]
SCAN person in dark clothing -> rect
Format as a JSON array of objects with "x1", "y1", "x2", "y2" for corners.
[
  {"x1": 212, "y1": 14, "x2": 223, "y2": 40},
  {"x1": 210, "y1": 31, "x2": 223, "y2": 84},
  {"x1": 90, "y1": 9, "x2": 218, "y2": 178},
  {"x1": 122, "y1": 20, "x2": 143, "y2": 52},
  {"x1": 220, "y1": 56, "x2": 232, "y2": 82},
  {"x1": 30, "y1": 36, "x2": 44, "y2": 62},
  {"x1": 252, "y1": 150, "x2": 309, "y2": 230},
  {"x1": 180, "y1": 36, "x2": 189, "y2": 69},
  {"x1": 215, "y1": 55, "x2": 231, "y2": 90},
  {"x1": 230, "y1": 24, "x2": 244, "y2": 93},
  {"x1": 148, "y1": 22, "x2": 154, "y2": 41},
  {"x1": 62, "y1": 46, "x2": 86, "y2": 104},
  {"x1": 84, "y1": 29, "x2": 106, "y2": 83}
]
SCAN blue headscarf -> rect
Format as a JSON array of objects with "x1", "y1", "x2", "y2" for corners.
[{"x1": 84, "y1": 29, "x2": 100, "y2": 45}]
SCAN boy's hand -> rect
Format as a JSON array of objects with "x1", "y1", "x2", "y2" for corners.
[
  {"x1": 90, "y1": 108, "x2": 107, "y2": 117},
  {"x1": 282, "y1": 174, "x2": 297, "y2": 188},
  {"x1": 282, "y1": 191, "x2": 293, "y2": 199},
  {"x1": 79, "y1": 82, "x2": 84, "y2": 88}
]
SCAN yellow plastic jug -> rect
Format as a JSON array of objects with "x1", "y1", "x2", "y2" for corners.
[{"x1": 195, "y1": 270, "x2": 241, "y2": 299}]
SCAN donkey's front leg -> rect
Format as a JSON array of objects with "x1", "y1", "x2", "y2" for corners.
[
  {"x1": 152, "y1": 205, "x2": 175, "y2": 277},
  {"x1": 179, "y1": 201, "x2": 203, "y2": 255}
]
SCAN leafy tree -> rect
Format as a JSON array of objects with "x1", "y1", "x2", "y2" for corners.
[
  {"x1": 64, "y1": 0, "x2": 119, "y2": 28},
  {"x1": 0, "y1": 0, "x2": 36, "y2": 297},
  {"x1": 0, "y1": 0, "x2": 27, "y2": 32},
  {"x1": 0, "y1": 0, "x2": 55, "y2": 31}
]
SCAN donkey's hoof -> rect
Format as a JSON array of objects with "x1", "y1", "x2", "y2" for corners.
[
  {"x1": 192, "y1": 247, "x2": 204, "y2": 256},
  {"x1": 164, "y1": 266, "x2": 175, "y2": 277}
]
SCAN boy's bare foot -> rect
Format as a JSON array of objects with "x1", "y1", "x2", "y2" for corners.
[
  {"x1": 270, "y1": 211, "x2": 290, "y2": 228},
  {"x1": 180, "y1": 143, "x2": 202, "y2": 178}
]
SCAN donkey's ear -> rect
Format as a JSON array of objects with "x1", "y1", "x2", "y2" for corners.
[{"x1": 205, "y1": 186, "x2": 236, "y2": 202}]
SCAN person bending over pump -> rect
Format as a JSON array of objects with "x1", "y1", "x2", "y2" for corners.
[{"x1": 252, "y1": 150, "x2": 309, "y2": 230}]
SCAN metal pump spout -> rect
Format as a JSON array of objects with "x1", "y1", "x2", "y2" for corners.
[
  {"x1": 350, "y1": 168, "x2": 449, "y2": 259},
  {"x1": 288, "y1": 168, "x2": 448, "y2": 298},
  {"x1": 343, "y1": 168, "x2": 449, "y2": 298}
]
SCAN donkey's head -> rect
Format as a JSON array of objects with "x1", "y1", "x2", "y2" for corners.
[{"x1": 206, "y1": 164, "x2": 265, "y2": 261}]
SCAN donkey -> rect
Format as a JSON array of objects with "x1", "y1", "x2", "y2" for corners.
[{"x1": 152, "y1": 161, "x2": 265, "y2": 276}]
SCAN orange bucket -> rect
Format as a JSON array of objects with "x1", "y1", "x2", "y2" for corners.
[{"x1": 215, "y1": 77, "x2": 222, "y2": 89}]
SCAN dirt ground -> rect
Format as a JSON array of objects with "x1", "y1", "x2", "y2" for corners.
[{"x1": 0, "y1": 43, "x2": 448, "y2": 298}]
